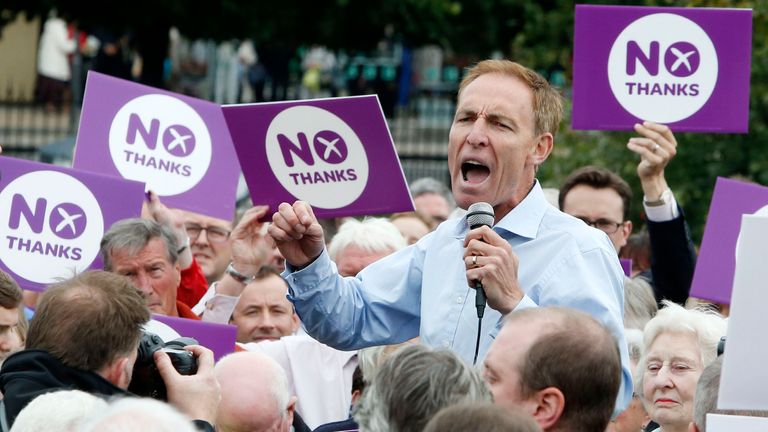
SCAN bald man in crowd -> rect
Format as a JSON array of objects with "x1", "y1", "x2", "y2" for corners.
[{"x1": 215, "y1": 351, "x2": 308, "y2": 432}]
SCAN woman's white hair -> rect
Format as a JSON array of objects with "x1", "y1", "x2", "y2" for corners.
[
  {"x1": 328, "y1": 218, "x2": 407, "y2": 261},
  {"x1": 636, "y1": 301, "x2": 727, "y2": 390}
]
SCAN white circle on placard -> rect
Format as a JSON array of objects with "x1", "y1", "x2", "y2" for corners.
[
  {"x1": 0, "y1": 171, "x2": 104, "y2": 284},
  {"x1": 108, "y1": 94, "x2": 212, "y2": 196},
  {"x1": 607, "y1": 13, "x2": 718, "y2": 123},
  {"x1": 265, "y1": 105, "x2": 369, "y2": 209}
]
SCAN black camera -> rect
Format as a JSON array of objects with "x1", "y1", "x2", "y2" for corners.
[{"x1": 128, "y1": 331, "x2": 198, "y2": 400}]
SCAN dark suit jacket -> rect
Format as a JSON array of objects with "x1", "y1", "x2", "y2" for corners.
[{"x1": 642, "y1": 206, "x2": 697, "y2": 306}]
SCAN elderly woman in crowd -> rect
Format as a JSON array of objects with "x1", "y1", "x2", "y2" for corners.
[{"x1": 638, "y1": 301, "x2": 727, "y2": 432}]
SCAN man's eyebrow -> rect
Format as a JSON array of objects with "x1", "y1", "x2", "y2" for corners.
[
  {"x1": 485, "y1": 112, "x2": 519, "y2": 128},
  {"x1": 454, "y1": 108, "x2": 477, "y2": 118}
]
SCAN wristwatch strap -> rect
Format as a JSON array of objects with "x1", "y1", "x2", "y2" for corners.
[{"x1": 225, "y1": 262, "x2": 256, "y2": 284}]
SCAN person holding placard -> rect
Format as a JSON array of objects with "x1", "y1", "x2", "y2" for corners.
[
  {"x1": 559, "y1": 123, "x2": 697, "y2": 307},
  {"x1": 268, "y1": 59, "x2": 632, "y2": 415}
]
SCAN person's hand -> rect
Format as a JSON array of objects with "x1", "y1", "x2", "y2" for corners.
[
  {"x1": 268, "y1": 201, "x2": 325, "y2": 268},
  {"x1": 627, "y1": 121, "x2": 677, "y2": 200},
  {"x1": 229, "y1": 205, "x2": 271, "y2": 277},
  {"x1": 463, "y1": 226, "x2": 523, "y2": 315},
  {"x1": 142, "y1": 191, "x2": 192, "y2": 269},
  {"x1": 155, "y1": 345, "x2": 220, "y2": 424}
]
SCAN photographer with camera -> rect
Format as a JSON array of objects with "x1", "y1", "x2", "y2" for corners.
[{"x1": 0, "y1": 271, "x2": 220, "y2": 430}]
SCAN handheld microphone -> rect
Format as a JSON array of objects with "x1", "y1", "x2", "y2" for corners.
[{"x1": 466, "y1": 202, "x2": 495, "y2": 319}]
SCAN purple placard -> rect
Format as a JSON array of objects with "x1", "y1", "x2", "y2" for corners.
[
  {"x1": 152, "y1": 314, "x2": 237, "y2": 361},
  {"x1": 222, "y1": 95, "x2": 414, "y2": 218},
  {"x1": 691, "y1": 178, "x2": 768, "y2": 303},
  {"x1": 0, "y1": 156, "x2": 144, "y2": 291},
  {"x1": 620, "y1": 258, "x2": 632, "y2": 277},
  {"x1": 73, "y1": 71, "x2": 240, "y2": 220},
  {"x1": 573, "y1": 5, "x2": 752, "y2": 133}
]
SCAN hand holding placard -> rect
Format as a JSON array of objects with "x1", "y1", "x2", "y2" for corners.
[
  {"x1": 229, "y1": 206, "x2": 271, "y2": 275},
  {"x1": 628, "y1": 121, "x2": 677, "y2": 200},
  {"x1": 215, "y1": 205, "x2": 273, "y2": 297}
]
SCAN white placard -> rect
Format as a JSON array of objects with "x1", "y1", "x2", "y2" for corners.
[
  {"x1": 707, "y1": 413, "x2": 768, "y2": 431},
  {"x1": 718, "y1": 215, "x2": 768, "y2": 410}
]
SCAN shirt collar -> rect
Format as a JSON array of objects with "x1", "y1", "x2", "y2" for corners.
[
  {"x1": 452, "y1": 180, "x2": 548, "y2": 239},
  {"x1": 495, "y1": 180, "x2": 547, "y2": 239}
]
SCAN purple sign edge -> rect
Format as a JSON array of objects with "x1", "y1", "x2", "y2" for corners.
[
  {"x1": 620, "y1": 258, "x2": 632, "y2": 277},
  {"x1": 690, "y1": 177, "x2": 768, "y2": 304},
  {"x1": 152, "y1": 314, "x2": 237, "y2": 362}
]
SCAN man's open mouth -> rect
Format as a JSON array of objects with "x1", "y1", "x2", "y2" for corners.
[{"x1": 461, "y1": 160, "x2": 491, "y2": 184}]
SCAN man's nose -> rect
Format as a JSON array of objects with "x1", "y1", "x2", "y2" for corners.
[
  {"x1": 466, "y1": 118, "x2": 490, "y2": 147},
  {"x1": 134, "y1": 273, "x2": 154, "y2": 295},
  {"x1": 193, "y1": 229, "x2": 210, "y2": 246},
  {"x1": 258, "y1": 313, "x2": 275, "y2": 329},
  {"x1": 0, "y1": 333, "x2": 11, "y2": 351}
]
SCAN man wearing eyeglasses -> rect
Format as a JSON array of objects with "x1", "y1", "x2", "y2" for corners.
[
  {"x1": 558, "y1": 122, "x2": 696, "y2": 306},
  {"x1": 178, "y1": 211, "x2": 234, "y2": 286}
]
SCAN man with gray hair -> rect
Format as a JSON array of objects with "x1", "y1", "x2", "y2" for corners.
[
  {"x1": 354, "y1": 344, "x2": 490, "y2": 432},
  {"x1": 100, "y1": 218, "x2": 199, "y2": 318},
  {"x1": 215, "y1": 351, "x2": 305, "y2": 432},
  {"x1": 689, "y1": 357, "x2": 768, "y2": 432}
]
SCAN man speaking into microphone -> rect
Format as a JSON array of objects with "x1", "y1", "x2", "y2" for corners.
[{"x1": 269, "y1": 60, "x2": 631, "y2": 413}]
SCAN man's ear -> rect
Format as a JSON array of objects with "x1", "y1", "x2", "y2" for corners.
[
  {"x1": 285, "y1": 396, "x2": 297, "y2": 427},
  {"x1": 350, "y1": 389, "x2": 362, "y2": 406},
  {"x1": 290, "y1": 312, "x2": 301, "y2": 334},
  {"x1": 530, "y1": 132, "x2": 554, "y2": 167},
  {"x1": 100, "y1": 355, "x2": 133, "y2": 389},
  {"x1": 621, "y1": 220, "x2": 633, "y2": 243},
  {"x1": 530, "y1": 386, "x2": 565, "y2": 430}
]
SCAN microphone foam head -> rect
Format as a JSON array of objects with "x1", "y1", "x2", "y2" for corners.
[{"x1": 466, "y1": 202, "x2": 495, "y2": 229}]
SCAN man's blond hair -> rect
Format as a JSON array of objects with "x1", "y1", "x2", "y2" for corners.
[{"x1": 458, "y1": 60, "x2": 563, "y2": 138}]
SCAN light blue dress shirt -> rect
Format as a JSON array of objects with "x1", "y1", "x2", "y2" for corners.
[{"x1": 283, "y1": 181, "x2": 632, "y2": 414}]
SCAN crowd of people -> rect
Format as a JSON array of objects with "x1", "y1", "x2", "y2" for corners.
[{"x1": 0, "y1": 58, "x2": 761, "y2": 431}]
